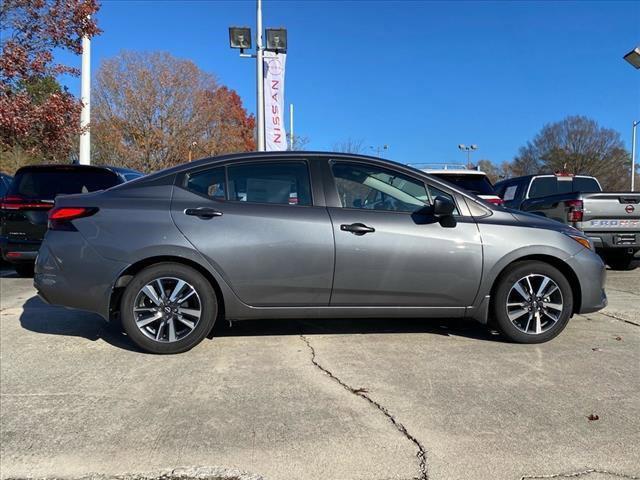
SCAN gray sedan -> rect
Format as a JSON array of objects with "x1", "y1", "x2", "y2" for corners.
[{"x1": 35, "y1": 152, "x2": 607, "y2": 354}]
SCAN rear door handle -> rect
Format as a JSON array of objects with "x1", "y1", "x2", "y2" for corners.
[
  {"x1": 184, "y1": 207, "x2": 223, "y2": 219},
  {"x1": 340, "y1": 223, "x2": 375, "y2": 235}
]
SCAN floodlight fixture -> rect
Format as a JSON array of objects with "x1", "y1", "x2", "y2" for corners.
[
  {"x1": 623, "y1": 47, "x2": 640, "y2": 69},
  {"x1": 265, "y1": 28, "x2": 287, "y2": 52},
  {"x1": 229, "y1": 27, "x2": 252, "y2": 51}
]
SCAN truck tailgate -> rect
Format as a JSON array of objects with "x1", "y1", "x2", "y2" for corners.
[{"x1": 581, "y1": 192, "x2": 640, "y2": 232}]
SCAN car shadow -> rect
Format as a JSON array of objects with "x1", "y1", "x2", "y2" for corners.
[
  {"x1": 18, "y1": 296, "x2": 140, "y2": 352},
  {"x1": 210, "y1": 315, "x2": 502, "y2": 343},
  {"x1": 18, "y1": 295, "x2": 504, "y2": 353}
]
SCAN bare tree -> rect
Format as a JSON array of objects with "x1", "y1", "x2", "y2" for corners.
[
  {"x1": 512, "y1": 116, "x2": 631, "y2": 190},
  {"x1": 92, "y1": 51, "x2": 255, "y2": 173},
  {"x1": 332, "y1": 137, "x2": 365, "y2": 154},
  {"x1": 287, "y1": 133, "x2": 310, "y2": 151}
]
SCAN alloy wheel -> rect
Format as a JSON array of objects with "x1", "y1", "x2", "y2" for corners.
[
  {"x1": 133, "y1": 277, "x2": 202, "y2": 343},
  {"x1": 505, "y1": 274, "x2": 563, "y2": 335}
]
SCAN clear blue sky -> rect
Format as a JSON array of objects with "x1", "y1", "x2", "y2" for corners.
[{"x1": 57, "y1": 0, "x2": 640, "y2": 165}]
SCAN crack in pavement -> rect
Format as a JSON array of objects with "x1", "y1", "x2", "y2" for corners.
[
  {"x1": 519, "y1": 468, "x2": 640, "y2": 479},
  {"x1": 4, "y1": 466, "x2": 265, "y2": 480},
  {"x1": 300, "y1": 334, "x2": 428, "y2": 480},
  {"x1": 598, "y1": 311, "x2": 640, "y2": 327}
]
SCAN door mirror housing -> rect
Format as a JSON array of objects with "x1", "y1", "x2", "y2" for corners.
[{"x1": 433, "y1": 196, "x2": 455, "y2": 217}]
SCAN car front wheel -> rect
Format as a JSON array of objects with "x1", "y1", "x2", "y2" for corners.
[
  {"x1": 492, "y1": 261, "x2": 573, "y2": 344},
  {"x1": 120, "y1": 263, "x2": 217, "y2": 354}
]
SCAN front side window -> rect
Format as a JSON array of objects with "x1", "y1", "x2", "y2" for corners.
[
  {"x1": 184, "y1": 167, "x2": 226, "y2": 200},
  {"x1": 331, "y1": 162, "x2": 429, "y2": 213},
  {"x1": 227, "y1": 161, "x2": 312, "y2": 206}
]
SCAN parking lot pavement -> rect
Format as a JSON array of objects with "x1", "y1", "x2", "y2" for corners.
[{"x1": 1, "y1": 267, "x2": 639, "y2": 480}]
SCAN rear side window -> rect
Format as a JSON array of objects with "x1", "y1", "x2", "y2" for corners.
[
  {"x1": 8, "y1": 168, "x2": 121, "y2": 200},
  {"x1": 227, "y1": 161, "x2": 312, "y2": 206},
  {"x1": 184, "y1": 167, "x2": 226, "y2": 200},
  {"x1": 432, "y1": 173, "x2": 495, "y2": 195}
]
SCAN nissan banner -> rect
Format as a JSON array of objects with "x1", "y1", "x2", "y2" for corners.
[{"x1": 263, "y1": 51, "x2": 287, "y2": 151}]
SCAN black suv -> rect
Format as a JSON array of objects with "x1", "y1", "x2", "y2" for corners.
[{"x1": 0, "y1": 164, "x2": 142, "y2": 276}]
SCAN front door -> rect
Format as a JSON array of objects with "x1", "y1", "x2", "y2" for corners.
[
  {"x1": 326, "y1": 161, "x2": 483, "y2": 307},
  {"x1": 171, "y1": 160, "x2": 334, "y2": 306}
]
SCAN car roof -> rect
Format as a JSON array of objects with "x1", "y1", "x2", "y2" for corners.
[
  {"x1": 13, "y1": 164, "x2": 142, "y2": 177},
  {"x1": 495, "y1": 173, "x2": 597, "y2": 185},
  {"x1": 425, "y1": 169, "x2": 488, "y2": 176}
]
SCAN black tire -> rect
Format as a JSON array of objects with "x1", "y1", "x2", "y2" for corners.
[
  {"x1": 492, "y1": 261, "x2": 573, "y2": 344},
  {"x1": 14, "y1": 263, "x2": 34, "y2": 277},
  {"x1": 120, "y1": 262, "x2": 217, "y2": 354},
  {"x1": 602, "y1": 253, "x2": 639, "y2": 271}
]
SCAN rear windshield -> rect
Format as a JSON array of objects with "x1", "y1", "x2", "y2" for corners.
[
  {"x1": 8, "y1": 168, "x2": 121, "y2": 200},
  {"x1": 431, "y1": 173, "x2": 496, "y2": 195},
  {"x1": 528, "y1": 176, "x2": 601, "y2": 199}
]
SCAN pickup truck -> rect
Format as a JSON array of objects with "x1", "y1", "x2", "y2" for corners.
[{"x1": 494, "y1": 173, "x2": 640, "y2": 270}]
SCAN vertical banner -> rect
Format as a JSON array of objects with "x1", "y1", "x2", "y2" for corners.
[{"x1": 263, "y1": 51, "x2": 287, "y2": 151}]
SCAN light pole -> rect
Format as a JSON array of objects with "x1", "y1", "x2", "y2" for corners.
[
  {"x1": 78, "y1": 22, "x2": 91, "y2": 165},
  {"x1": 229, "y1": 1, "x2": 287, "y2": 152},
  {"x1": 458, "y1": 144, "x2": 478, "y2": 169},
  {"x1": 632, "y1": 120, "x2": 638, "y2": 192},
  {"x1": 370, "y1": 144, "x2": 388, "y2": 157},
  {"x1": 623, "y1": 46, "x2": 639, "y2": 190}
]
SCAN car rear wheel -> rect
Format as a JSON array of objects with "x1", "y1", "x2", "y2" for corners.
[
  {"x1": 492, "y1": 261, "x2": 573, "y2": 344},
  {"x1": 120, "y1": 263, "x2": 217, "y2": 354}
]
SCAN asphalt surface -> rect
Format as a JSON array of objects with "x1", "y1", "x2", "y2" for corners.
[{"x1": 1, "y1": 265, "x2": 638, "y2": 480}]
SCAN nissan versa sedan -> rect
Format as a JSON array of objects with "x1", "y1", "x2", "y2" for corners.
[{"x1": 35, "y1": 152, "x2": 607, "y2": 354}]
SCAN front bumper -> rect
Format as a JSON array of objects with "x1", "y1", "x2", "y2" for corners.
[
  {"x1": 566, "y1": 247, "x2": 608, "y2": 314},
  {"x1": 34, "y1": 231, "x2": 128, "y2": 320},
  {"x1": 585, "y1": 231, "x2": 640, "y2": 251}
]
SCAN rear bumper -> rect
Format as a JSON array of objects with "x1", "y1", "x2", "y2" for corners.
[
  {"x1": 34, "y1": 231, "x2": 128, "y2": 320},
  {"x1": 566, "y1": 248, "x2": 608, "y2": 314},
  {"x1": 0, "y1": 236, "x2": 41, "y2": 263}
]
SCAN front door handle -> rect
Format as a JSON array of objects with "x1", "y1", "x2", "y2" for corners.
[
  {"x1": 340, "y1": 223, "x2": 375, "y2": 235},
  {"x1": 184, "y1": 207, "x2": 223, "y2": 219}
]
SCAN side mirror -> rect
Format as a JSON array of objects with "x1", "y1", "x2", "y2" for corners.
[{"x1": 433, "y1": 196, "x2": 455, "y2": 217}]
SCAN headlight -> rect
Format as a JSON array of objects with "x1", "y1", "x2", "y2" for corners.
[{"x1": 564, "y1": 232, "x2": 593, "y2": 250}]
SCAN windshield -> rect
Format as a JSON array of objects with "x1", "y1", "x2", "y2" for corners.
[{"x1": 8, "y1": 168, "x2": 121, "y2": 200}]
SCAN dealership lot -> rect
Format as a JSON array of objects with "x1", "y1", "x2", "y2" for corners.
[{"x1": 1, "y1": 267, "x2": 638, "y2": 480}]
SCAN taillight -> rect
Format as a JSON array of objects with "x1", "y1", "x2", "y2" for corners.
[
  {"x1": 0, "y1": 195, "x2": 53, "y2": 210},
  {"x1": 486, "y1": 198, "x2": 505, "y2": 206},
  {"x1": 48, "y1": 207, "x2": 98, "y2": 230},
  {"x1": 566, "y1": 199, "x2": 583, "y2": 223}
]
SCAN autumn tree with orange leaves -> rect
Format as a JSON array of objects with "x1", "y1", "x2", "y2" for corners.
[
  {"x1": 92, "y1": 51, "x2": 255, "y2": 173},
  {"x1": 0, "y1": 0, "x2": 101, "y2": 173}
]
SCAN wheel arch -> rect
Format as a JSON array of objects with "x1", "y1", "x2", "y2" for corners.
[
  {"x1": 489, "y1": 254, "x2": 582, "y2": 315},
  {"x1": 109, "y1": 255, "x2": 226, "y2": 323}
]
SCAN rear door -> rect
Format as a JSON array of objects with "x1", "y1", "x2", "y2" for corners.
[
  {"x1": 324, "y1": 159, "x2": 483, "y2": 307},
  {"x1": 171, "y1": 158, "x2": 335, "y2": 306}
]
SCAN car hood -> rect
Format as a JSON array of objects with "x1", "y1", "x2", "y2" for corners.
[{"x1": 508, "y1": 209, "x2": 582, "y2": 234}]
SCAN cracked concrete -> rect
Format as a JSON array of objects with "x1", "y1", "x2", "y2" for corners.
[
  {"x1": 519, "y1": 468, "x2": 640, "y2": 479},
  {"x1": 4, "y1": 466, "x2": 264, "y2": 480},
  {"x1": 300, "y1": 335, "x2": 428, "y2": 479}
]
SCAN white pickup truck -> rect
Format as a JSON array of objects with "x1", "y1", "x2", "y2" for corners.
[{"x1": 495, "y1": 173, "x2": 640, "y2": 270}]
